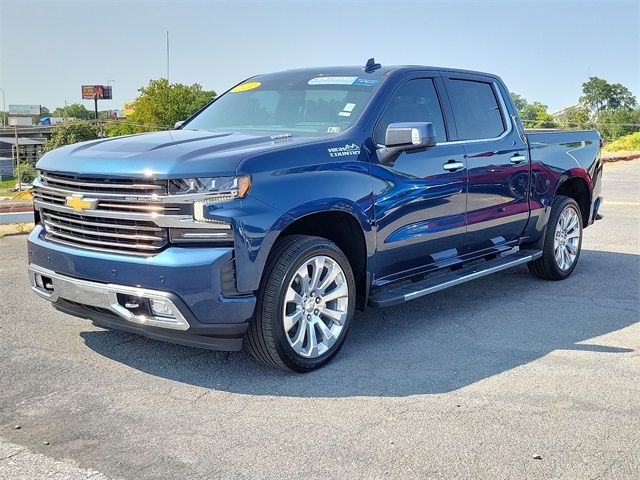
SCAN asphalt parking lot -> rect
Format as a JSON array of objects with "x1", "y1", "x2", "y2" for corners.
[{"x1": 1, "y1": 160, "x2": 638, "y2": 480}]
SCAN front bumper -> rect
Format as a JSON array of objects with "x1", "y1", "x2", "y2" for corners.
[{"x1": 27, "y1": 225, "x2": 256, "y2": 351}]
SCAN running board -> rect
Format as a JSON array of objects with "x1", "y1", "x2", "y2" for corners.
[{"x1": 369, "y1": 249, "x2": 543, "y2": 308}]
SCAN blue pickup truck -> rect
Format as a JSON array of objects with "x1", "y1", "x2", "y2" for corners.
[{"x1": 28, "y1": 60, "x2": 603, "y2": 371}]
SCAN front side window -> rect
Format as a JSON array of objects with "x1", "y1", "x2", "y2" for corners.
[
  {"x1": 184, "y1": 74, "x2": 384, "y2": 135},
  {"x1": 445, "y1": 79, "x2": 506, "y2": 140},
  {"x1": 374, "y1": 78, "x2": 447, "y2": 144}
]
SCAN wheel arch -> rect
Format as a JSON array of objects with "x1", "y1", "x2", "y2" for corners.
[
  {"x1": 276, "y1": 208, "x2": 371, "y2": 310},
  {"x1": 554, "y1": 173, "x2": 592, "y2": 228}
]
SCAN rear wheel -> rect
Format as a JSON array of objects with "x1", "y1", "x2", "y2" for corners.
[
  {"x1": 246, "y1": 235, "x2": 355, "y2": 372},
  {"x1": 528, "y1": 195, "x2": 583, "y2": 280}
]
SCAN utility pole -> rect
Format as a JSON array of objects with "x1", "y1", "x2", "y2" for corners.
[
  {"x1": 0, "y1": 87, "x2": 6, "y2": 127},
  {"x1": 14, "y1": 125, "x2": 21, "y2": 191},
  {"x1": 94, "y1": 94, "x2": 99, "y2": 121},
  {"x1": 166, "y1": 30, "x2": 170, "y2": 82}
]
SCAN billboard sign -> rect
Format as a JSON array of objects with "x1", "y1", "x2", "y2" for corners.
[
  {"x1": 8, "y1": 104, "x2": 41, "y2": 116},
  {"x1": 123, "y1": 102, "x2": 135, "y2": 116},
  {"x1": 82, "y1": 85, "x2": 112, "y2": 100}
]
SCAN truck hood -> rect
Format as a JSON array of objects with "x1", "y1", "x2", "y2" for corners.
[{"x1": 36, "y1": 129, "x2": 323, "y2": 178}]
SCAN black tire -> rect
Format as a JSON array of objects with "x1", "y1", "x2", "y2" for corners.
[
  {"x1": 245, "y1": 235, "x2": 356, "y2": 372},
  {"x1": 528, "y1": 195, "x2": 583, "y2": 280}
]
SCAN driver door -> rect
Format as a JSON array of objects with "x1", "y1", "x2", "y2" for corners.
[{"x1": 370, "y1": 76, "x2": 468, "y2": 282}]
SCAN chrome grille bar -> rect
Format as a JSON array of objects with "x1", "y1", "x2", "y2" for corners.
[
  {"x1": 43, "y1": 229, "x2": 162, "y2": 251},
  {"x1": 42, "y1": 211, "x2": 162, "y2": 232},
  {"x1": 40, "y1": 172, "x2": 167, "y2": 193},
  {"x1": 43, "y1": 219, "x2": 164, "y2": 242}
]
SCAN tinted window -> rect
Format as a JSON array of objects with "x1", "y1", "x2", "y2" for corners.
[
  {"x1": 446, "y1": 79, "x2": 506, "y2": 140},
  {"x1": 375, "y1": 78, "x2": 447, "y2": 143}
]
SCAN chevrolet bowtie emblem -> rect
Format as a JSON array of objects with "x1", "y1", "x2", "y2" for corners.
[{"x1": 65, "y1": 194, "x2": 98, "y2": 213}]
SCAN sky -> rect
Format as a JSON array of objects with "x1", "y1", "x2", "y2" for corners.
[{"x1": 1, "y1": 0, "x2": 638, "y2": 113}]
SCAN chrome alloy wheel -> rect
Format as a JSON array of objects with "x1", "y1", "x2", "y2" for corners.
[
  {"x1": 282, "y1": 255, "x2": 349, "y2": 358},
  {"x1": 554, "y1": 205, "x2": 581, "y2": 271}
]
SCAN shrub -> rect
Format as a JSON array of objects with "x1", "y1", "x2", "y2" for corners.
[
  {"x1": 603, "y1": 131, "x2": 640, "y2": 152},
  {"x1": 14, "y1": 162, "x2": 37, "y2": 183}
]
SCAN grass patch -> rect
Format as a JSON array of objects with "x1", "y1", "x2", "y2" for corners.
[{"x1": 0, "y1": 178, "x2": 15, "y2": 191}]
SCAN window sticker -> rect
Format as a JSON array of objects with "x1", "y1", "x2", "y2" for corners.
[
  {"x1": 353, "y1": 78, "x2": 380, "y2": 87},
  {"x1": 230, "y1": 81, "x2": 261, "y2": 93},
  {"x1": 327, "y1": 126, "x2": 342, "y2": 133},
  {"x1": 343, "y1": 103, "x2": 356, "y2": 112},
  {"x1": 308, "y1": 76, "x2": 358, "y2": 86},
  {"x1": 338, "y1": 111, "x2": 352, "y2": 117}
]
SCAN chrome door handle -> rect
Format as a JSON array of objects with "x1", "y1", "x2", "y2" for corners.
[
  {"x1": 510, "y1": 154, "x2": 527, "y2": 164},
  {"x1": 443, "y1": 161, "x2": 464, "y2": 172}
]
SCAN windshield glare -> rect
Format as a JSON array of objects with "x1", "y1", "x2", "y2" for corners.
[{"x1": 184, "y1": 74, "x2": 383, "y2": 135}]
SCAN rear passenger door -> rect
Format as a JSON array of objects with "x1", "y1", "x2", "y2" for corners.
[{"x1": 442, "y1": 74, "x2": 530, "y2": 255}]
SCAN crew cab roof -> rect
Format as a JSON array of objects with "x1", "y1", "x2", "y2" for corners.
[{"x1": 277, "y1": 65, "x2": 502, "y2": 81}]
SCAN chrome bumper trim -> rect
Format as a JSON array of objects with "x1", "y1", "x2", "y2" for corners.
[{"x1": 28, "y1": 264, "x2": 190, "y2": 331}]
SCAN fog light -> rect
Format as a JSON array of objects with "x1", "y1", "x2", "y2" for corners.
[{"x1": 149, "y1": 298, "x2": 175, "y2": 318}]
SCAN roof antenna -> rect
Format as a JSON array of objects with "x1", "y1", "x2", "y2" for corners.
[{"x1": 363, "y1": 58, "x2": 381, "y2": 73}]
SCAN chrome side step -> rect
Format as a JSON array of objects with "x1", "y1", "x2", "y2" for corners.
[{"x1": 368, "y1": 249, "x2": 543, "y2": 308}]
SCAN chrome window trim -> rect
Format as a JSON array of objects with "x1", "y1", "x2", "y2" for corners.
[{"x1": 438, "y1": 80, "x2": 513, "y2": 146}]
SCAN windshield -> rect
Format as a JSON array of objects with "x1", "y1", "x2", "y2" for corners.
[{"x1": 184, "y1": 73, "x2": 383, "y2": 135}]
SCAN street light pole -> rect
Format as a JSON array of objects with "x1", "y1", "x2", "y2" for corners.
[
  {"x1": 0, "y1": 87, "x2": 6, "y2": 127},
  {"x1": 166, "y1": 31, "x2": 170, "y2": 82}
]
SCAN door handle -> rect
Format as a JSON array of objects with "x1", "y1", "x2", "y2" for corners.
[
  {"x1": 510, "y1": 154, "x2": 527, "y2": 164},
  {"x1": 443, "y1": 160, "x2": 464, "y2": 172}
]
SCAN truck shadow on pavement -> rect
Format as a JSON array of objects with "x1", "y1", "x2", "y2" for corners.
[{"x1": 80, "y1": 249, "x2": 638, "y2": 397}]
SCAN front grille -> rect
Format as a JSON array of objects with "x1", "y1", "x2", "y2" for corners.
[
  {"x1": 41, "y1": 209, "x2": 168, "y2": 254},
  {"x1": 40, "y1": 172, "x2": 167, "y2": 195},
  {"x1": 34, "y1": 171, "x2": 178, "y2": 255}
]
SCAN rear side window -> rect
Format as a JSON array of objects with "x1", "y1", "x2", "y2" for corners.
[
  {"x1": 446, "y1": 79, "x2": 506, "y2": 140},
  {"x1": 374, "y1": 78, "x2": 447, "y2": 143}
]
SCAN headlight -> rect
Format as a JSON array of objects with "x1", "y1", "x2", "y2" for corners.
[
  {"x1": 168, "y1": 176, "x2": 251, "y2": 201},
  {"x1": 168, "y1": 176, "x2": 251, "y2": 225}
]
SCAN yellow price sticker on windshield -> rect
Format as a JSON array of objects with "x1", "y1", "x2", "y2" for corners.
[{"x1": 231, "y1": 82, "x2": 261, "y2": 93}]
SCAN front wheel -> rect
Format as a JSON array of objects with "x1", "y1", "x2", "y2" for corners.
[
  {"x1": 246, "y1": 235, "x2": 355, "y2": 372},
  {"x1": 528, "y1": 195, "x2": 583, "y2": 280}
]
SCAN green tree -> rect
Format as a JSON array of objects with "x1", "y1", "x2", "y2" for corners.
[
  {"x1": 510, "y1": 92, "x2": 528, "y2": 113},
  {"x1": 44, "y1": 121, "x2": 100, "y2": 152},
  {"x1": 580, "y1": 77, "x2": 637, "y2": 113},
  {"x1": 108, "y1": 78, "x2": 216, "y2": 136},
  {"x1": 555, "y1": 105, "x2": 592, "y2": 131},
  {"x1": 51, "y1": 103, "x2": 94, "y2": 120},
  {"x1": 37, "y1": 106, "x2": 51, "y2": 122},
  {"x1": 510, "y1": 92, "x2": 556, "y2": 128},
  {"x1": 595, "y1": 108, "x2": 640, "y2": 141}
]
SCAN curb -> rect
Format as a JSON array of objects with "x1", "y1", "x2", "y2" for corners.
[{"x1": 601, "y1": 152, "x2": 640, "y2": 163}]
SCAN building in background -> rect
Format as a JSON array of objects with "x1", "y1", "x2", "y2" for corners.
[{"x1": 8, "y1": 104, "x2": 41, "y2": 126}]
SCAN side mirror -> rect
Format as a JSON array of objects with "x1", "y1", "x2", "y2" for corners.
[
  {"x1": 385, "y1": 122, "x2": 437, "y2": 149},
  {"x1": 377, "y1": 122, "x2": 437, "y2": 165},
  {"x1": 174, "y1": 120, "x2": 185, "y2": 129}
]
